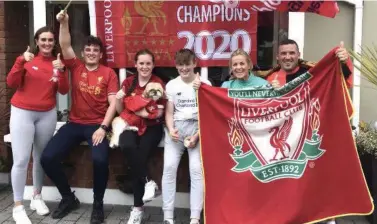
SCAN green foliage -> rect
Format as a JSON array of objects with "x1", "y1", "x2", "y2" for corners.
[
  {"x1": 355, "y1": 121, "x2": 377, "y2": 158},
  {"x1": 349, "y1": 45, "x2": 377, "y2": 86}
]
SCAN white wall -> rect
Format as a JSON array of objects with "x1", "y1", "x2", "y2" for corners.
[
  {"x1": 359, "y1": 1, "x2": 377, "y2": 123},
  {"x1": 303, "y1": 2, "x2": 354, "y2": 61}
]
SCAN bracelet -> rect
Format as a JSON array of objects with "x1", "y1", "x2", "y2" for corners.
[{"x1": 100, "y1": 125, "x2": 110, "y2": 132}]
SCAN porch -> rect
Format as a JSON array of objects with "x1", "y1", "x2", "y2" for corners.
[{"x1": 0, "y1": 185, "x2": 370, "y2": 224}]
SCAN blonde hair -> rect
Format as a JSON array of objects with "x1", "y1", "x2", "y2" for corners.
[{"x1": 229, "y1": 49, "x2": 253, "y2": 76}]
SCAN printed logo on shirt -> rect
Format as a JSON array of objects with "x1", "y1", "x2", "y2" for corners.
[
  {"x1": 177, "y1": 92, "x2": 181, "y2": 96},
  {"x1": 32, "y1": 66, "x2": 38, "y2": 70},
  {"x1": 81, "y1": 72, "x2": 87, "y2": 78},
  {"x1": 97, "y1": 76, "x2": 103, "y2": 84},
  {"x1": 177, "y1": 99, "x2": 197, "y2": 108},
  {"x1": 79, "y1": 81, "x2": 102, "y2": 96}
]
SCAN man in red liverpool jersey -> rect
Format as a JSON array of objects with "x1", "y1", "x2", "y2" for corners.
[{"x1": 40, "y1": 10, "x2": 119, "y2": 224}]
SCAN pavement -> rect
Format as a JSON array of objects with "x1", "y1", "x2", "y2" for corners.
[{"x1": 0, "y1": 184, "x2": 371, "y2": 224}]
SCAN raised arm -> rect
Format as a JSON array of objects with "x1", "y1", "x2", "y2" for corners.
[
  {"x1": 56, "y1": 10, "x2": 76, "y2": 60},
  {"x1": 335, "y1": 41, "x2": 353, "y2": 88}
]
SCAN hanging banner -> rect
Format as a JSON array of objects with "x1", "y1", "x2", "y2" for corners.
[{"x1": 95, "y1": 0, "x2": 339, "y2": 68}]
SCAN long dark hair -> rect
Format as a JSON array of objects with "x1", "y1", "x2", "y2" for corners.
[
  {"x1": 32, "y1": 26, "x2": 60, "y2": 57},
  {"x1": 126, "y1": 49, "x2": 155, "y2": 96}
]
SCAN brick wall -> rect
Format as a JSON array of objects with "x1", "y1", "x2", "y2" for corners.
[
  {"x1": 27, "y1": 145, "x2": 190, "y2": 192},
  {"x1": 0, "y1": 1, "x2": 29, "y2": 171}
]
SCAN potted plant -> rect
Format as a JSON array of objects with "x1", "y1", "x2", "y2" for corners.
[
  {"x1": 350, "y1": 46, "x2": 377, "y2": 223},
  {"x1": 354, "y1": 121, "x2": 377, "y2": 223},
  {"x1": 356, "y1": 121, "x2": 377, "y2": 157}
]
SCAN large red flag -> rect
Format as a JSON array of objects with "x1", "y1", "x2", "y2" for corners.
[{"x1": 198, "y1": 48, "x2": 373, "y2": 224}]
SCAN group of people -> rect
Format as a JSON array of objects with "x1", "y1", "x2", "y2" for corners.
[{"x1": 6, "y1": 9, "x2": 352, "y2": 224}]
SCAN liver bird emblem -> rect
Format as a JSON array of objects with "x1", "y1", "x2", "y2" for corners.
[
  {"x1": 269, "y1": 117, "x2": 293, "y2": 161},
  {"x1": 121, "y1": 7, "x2": 132, "y2": 34},
  {"x1": 134, "y1": 1, "x2": 167, "y2": 35}
]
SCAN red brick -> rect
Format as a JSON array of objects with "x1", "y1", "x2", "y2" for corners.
[{"x1": 107, "y1": 181, "x2": 117, "y2": 189}]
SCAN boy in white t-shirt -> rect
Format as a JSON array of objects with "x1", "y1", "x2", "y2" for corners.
[{"x1": 162, "y1": 49, "x2": 211, "y2": 224}]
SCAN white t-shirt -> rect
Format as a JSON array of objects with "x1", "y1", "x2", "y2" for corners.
[{"x1": 166, "y1": 76, "x2": 212, "y2": 121}]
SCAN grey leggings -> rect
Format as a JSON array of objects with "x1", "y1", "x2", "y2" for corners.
[{"x1": 10, "y1": 106, "x2": 57, "y2": 202}]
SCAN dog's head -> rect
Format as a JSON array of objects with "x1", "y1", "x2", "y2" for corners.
[{"x1": 144, "y1": 82, "x2": 164, "y2": 101}]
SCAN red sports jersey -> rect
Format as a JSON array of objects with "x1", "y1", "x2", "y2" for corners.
[{"x1": 64, "y1": 58, "x2": 119, "y2": 124}]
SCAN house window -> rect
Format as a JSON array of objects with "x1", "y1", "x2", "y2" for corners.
[{"x1": 46, "y1": 1, "x2": 91, "y2": 116}]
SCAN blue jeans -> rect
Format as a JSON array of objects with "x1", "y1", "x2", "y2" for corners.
[{"x1": 40, "y1": 122, "x2": 109, "y2": 201}]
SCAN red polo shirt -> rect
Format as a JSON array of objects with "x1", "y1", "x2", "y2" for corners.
[{"x1": 64, "y1": 58, "x2": 119, "y2": 124}]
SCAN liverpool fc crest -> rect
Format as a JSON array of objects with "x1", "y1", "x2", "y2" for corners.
[{"x1": 228, "y1": 73, "x2": 325, "y2": 183}]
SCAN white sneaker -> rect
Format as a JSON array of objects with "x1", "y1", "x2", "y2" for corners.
[
  {"x1": 190, "y1": 218, "x2": 200, "y2": 224},
  {"x1": 13, "y1": 205, "x2": 32, "y2": 224},
  {"x1": 142, "y1": 180, "x2": 159, "y2": 203},
  {"x1": 163, "y1": 219, "x2": 174, "y2": 224},
  {"x1": 30, "y1": 194, "x2": 50, "y2": 215},
  {"x1": 127, "y1": 208, "x2": 144, "y2": 224}
]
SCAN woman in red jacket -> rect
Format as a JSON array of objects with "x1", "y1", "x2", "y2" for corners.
[{"x1": 6, "y1": 26, "x2": 69, "y2": 224}]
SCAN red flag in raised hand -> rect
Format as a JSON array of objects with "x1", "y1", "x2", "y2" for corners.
[{"x1": 198, "y1": 47, "x2": 372, "y2": 224}]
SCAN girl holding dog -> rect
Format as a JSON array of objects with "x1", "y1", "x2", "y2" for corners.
[{"x1": 115, "y1": 49, "x2": 166, "y2": 224}]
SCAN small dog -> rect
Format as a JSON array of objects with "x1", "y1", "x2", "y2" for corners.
[{"x1": 109, "y1": 82, "x2": 164, "y2": 148}]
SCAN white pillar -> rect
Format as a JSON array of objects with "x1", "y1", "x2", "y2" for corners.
[
  {"x1": 119, "y1": 68, "x2": 127, "y2": 86},
  {"x1": 201, "y1": 67, "x2": 208, "y2": 80},
  {"x1": 88, "y1": 0, "x2": 97, "y2": 36},
  {"x1": 288, "y1": 12, "x2": 305, "y2": 57},
  {"x1": 351, "y1": 1, "x2": 364, "y2": 128},
  {"x1": 33, "y1": 0, "x2": 46, "y2": 32}
]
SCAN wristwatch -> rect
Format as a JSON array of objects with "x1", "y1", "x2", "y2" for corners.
[{"x1": 100, "y1": 125, "x2": 109, "y2": 132}]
